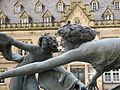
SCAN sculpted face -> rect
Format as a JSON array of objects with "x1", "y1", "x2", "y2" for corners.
[{"x1": 39, "y1": 33, "x2": 59, "y2": 53}]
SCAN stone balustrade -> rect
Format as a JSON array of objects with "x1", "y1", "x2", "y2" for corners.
[
  {"x1": 94, "y1": 20, "x2": 120, "y2": 27},
  {"x1": 0, "y1": 22, "x2": 61, "y2": 30}
]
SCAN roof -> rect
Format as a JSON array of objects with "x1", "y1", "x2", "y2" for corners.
[{"x1": 0, "y1": 0, "x2": 120, "y2": 23}]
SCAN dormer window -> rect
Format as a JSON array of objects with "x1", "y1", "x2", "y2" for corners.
[
  {"x1": 35, "y1": 1, "x2": 44, "y2": 13},
  {"x1": 90, "y1": 0, "x2": 99, "y2": 10},
  {"x1": 43, "y1": 10, "x2": 54, "y2": 23},
  {"x1": 14, "y1": 1, "x2": 22, "y2": 14},
  {"x1": 20, "y1": 11, "x2": 31, "y2": 23},
  {"x1": 103, "y1": 8, "x2": 114, "y2": 20},
  {"x1": 0, "y1": 12, "x2": 7, "y2": 24},
  {"x1": 57, "y1": 0, "x2": 65, "y2": 12},
  {"x1": 114, "y1": 2, "x2": 120, "y2": 9}
]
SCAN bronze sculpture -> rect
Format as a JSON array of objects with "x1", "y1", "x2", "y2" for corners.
[
  {"x1": 0, "y1": 23, "x2": 112, "y2": 90},
  {"x1": 0, "y1": 32, "x2": 86, "y2": 90}
]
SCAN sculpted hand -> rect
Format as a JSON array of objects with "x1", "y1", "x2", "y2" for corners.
[{"x1": 87, "y1": 80, "x2": 99, "y2": 90}]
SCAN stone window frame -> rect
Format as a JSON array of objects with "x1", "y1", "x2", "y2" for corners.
[{"x1": 103, "y1": 69, "x2": 120, "y2": 83}]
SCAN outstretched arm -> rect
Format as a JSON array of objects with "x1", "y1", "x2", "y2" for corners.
[
  {"x1": 11, "y1": 40, "x2": 36, "y2": 52},
  {"x1": 0, "y1": 48, "x2": 81, "y2": 79}
]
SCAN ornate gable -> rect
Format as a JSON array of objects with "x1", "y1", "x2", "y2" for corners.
[
  {"x1": 20, "y1": 11, "x2": 30, "y2": 19},
  {"x1": 62, "y1": 2, "x2": 92, "y2": 26}
]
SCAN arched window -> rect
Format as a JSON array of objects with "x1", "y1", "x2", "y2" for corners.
[
  {"x1": 90, "y1": 0, "x2": 99, "y2": 10},
  {"x1": 57, "y1": 0, "x2": 64, "y2": 12}
]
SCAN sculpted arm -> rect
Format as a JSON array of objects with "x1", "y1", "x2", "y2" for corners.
[
  {"x1": 11, "y1": 40, "x2": 36, "y2": 51},
  {"x1": 0, "y1": 48, "x2": 82, "y2": 79}
]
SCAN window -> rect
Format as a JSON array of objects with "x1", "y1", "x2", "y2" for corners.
[
  {"x1": 20, "y1": 11, "x2": 30, "y2": 24},
  {"x1": 18, "y1": 40, "x2": 32, "y2": 55},
  {"x1": 57, "y1": 0, "x2": 65, "y2": 12},
  {"x1": 105, "y1": 15, "x2": 113, "y2": 20},
  {"x1": 0, "y1": 19, "x2": 3, "y2": 24},
  {"x1": 35, "y1": 1, "x2": 43, "y2": 13},
  {"x1": 70, "y1": 66, "x2": 85, "y2": 83},
  {"x1": 14, "y1": 2, "x2": 22, "y2": 14},
  {"x1": 44, "y1": 17, "x2": 52, "y2": 23},
  {"x1": 0, "y1": 12, "x2": 6, "y2": 24},
  {"x1": 88, "y1": 67, "x2": 95, "y2": 82},
  {"x1": 0, "y1": 70, "x2": 5, "y2": 84},
  {"x1": 114, "y1": 2, "x2": 120, "y2": 9},
  {"x1": 58, "y1": 3, "x2": 64, "y2": 11},
  {"x1": 15, "y1": 6, "x2": 21, "y2": 13},
  {"x1": 92, "y1": 3, "x2": 97, "y2": 10},
  {"x1": 36, "y1": 5, "x2": 43, "y2": 12},
  {"x1": 90, "y1": 0, "x2": 99, "y2": 10},
  {"x1": 104, "y1": 69, "x2": 120, "y2": 83},
  {"x1": 43, "y1": 10, "x2": 53, "y2": 23},
  {"x1": 21, "y1": 18, "x2": 29, "y2": 23}
]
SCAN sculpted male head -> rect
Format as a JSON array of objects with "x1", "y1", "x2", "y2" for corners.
[
  {"x1": 57, "y1": 22, "x2": 97, "y2": 51},
  {"x1": 38, "y1": 33, "x2": 58, "y2": 52}
]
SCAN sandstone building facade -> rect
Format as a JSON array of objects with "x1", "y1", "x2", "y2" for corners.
[{"x1": 0, "y1": 0, "x2": 120, "y2": 90}]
